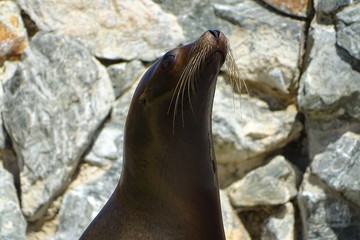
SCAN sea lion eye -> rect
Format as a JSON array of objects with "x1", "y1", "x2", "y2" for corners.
[{"x1": 161, "y1": 55, "x2": 175, "y2": 69}]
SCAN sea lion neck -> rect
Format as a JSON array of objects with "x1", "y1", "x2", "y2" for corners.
[{"x1": 120, "y1": 65, "x2": 219, "y2": 197}]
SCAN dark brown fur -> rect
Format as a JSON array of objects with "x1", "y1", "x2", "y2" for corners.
[{"x1": 80, "y1": 30, "x2": 230, "y2": 240}]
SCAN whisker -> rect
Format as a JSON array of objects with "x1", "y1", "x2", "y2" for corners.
[
  {"x1": 187, "y1": 51, "x2": 204, "y2": 119},
  {"x1": 223, "y1": 38, "x2": 256, "y2": 118},
  {"x1": 168, "y1": 39, "x2": 224, "y2": 133}
]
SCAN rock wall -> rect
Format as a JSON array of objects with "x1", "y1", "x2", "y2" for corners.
[{"x1": 0, "y1": 0, "x2": 359, "y2": 239}]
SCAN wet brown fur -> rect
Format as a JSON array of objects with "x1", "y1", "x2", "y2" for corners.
[{"x1": 79, "y1": 30, "x2": 242, "y2": 240}]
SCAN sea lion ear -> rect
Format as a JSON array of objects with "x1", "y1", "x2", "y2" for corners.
[{"x1": 161, "y1": 54, "x2": 176, "y2": 70}]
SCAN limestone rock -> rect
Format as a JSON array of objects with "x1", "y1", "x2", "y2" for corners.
[
  {"x1": 298, "y1": 170, "x2": 360, "y2": 240},
  {"x1": 298, "y1": 23, "x2": 360, "y2": 119},
  {"x1": 3, "y1": 32, "x2": 115, "y2": 221},
  {"x1": 84, "y1": 122, "x2": 123, "y2": 167},
  {"x1": 305, "y1": 118, "x2": 360, "y2": 159},
  {"x1": 154, "y1": 0, "x2": 233, "y2": 42},
  {"x1": 315, "y1": 0, "x2": 360, "y2": 15},
  {"x1": 311, "y1": 131, "x2": 360, "y2": 208},
  {"x1": 17, "y1": 0, "x2": 184, "y2": 61},
  {"x1": 227, "y1": 156, "x2": 300, "y2": 207},
  {"x1": 54, "y1": 159, "x2": 122, "y2": 240},
  {"x1": 261, "y1": 203, "x2": 295, "y2": 240},
  {"x1": 107, "y1": 60, "x2": 145, "y2": 99},
  {"x1": 0, "y1": 1, "x2": 27, "y2": 65},
  {"x1": 84, "y1": 81, "x2": 135, "y2": 167},
  {"x1": 0, "y1": 61, "x2": 19, "y2": 149},
  {"x1": 213, "y1": 82, "x2": 302, "y2": 186},
  {"x1": 261, "y1": 0, "x2": 311, "y2": 18},
  {"x1": 0, "y1": 167, "x2": 27, "y2": 240},
  {"x1": 336, "y1": 3, "x2": 360, "y2": 61},
  {"x1": 214, "y1": 0, "x2": 305, "y2": 108},
  {"x1": 53, "y1": 84, "x2": 134, "y2": 240},
  {"x1": 220, "y1": 190, "x2": 251, "y2": 240}
]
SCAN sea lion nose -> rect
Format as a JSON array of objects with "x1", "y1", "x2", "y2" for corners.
[{"x1": 208, "y1": 30, "x2": 221, "y2": 39}]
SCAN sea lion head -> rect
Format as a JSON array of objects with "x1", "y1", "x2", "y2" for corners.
[
  {"x1": 122, "y1": 30, "x2": 233, "y2": 189},
  {"x1": 126, "y1": 30, "x2": 229, "y2": 136}
]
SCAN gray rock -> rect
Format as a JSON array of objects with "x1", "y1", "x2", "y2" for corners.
[
  {"x1": 53, "y1": 159, "x2": 122, "y2": 240},
  {"x1": 213, "y1": 81, "x2": 302, "y2": 186},
  {"x1": 53, "y1": 83, "x2": 134, "y2": 240},
  {"x1": 154, "y1": 0, "x2": 233, "y2": 42},
  {"x1": 107, "y1": 60, "x2": 145, "y2": 99},
  {"x1": 311, "y1": 131, "x2": 360, "y2": 208},
  {"x1": 260, "y1": 0, "x2": 311, "y2": 18},
  {"x1": 298, "y1": 170, "x2": 360, "y2": 240},
  {"x1": 297, "y1": 23, "x2": 360, "y2": 119},
  {"x1": 0, "y1": 61, "x2": 19, "y2": 149},
  {"x1": 84, "y1": 122, "x2": 123, "y2": 167},
  {"x1": 227, "y1": 155, "x2": 301, "y2": 207},
  {"x1": 336, "y1": 4, "x2": 360, "y2": 61},
  {"x1": 214, "y1": 0, "x2": 305, "y2": 108},
  {"x1": 17, "y1": 0, "x2": 184, "y2": 61},
  {"x1": 0, "y1": 1, "x2": 27, "y2": 64},
  {"x1": 261, "y1": 203, "x2": 295, "y2": 240},
  {"x1": 315, "y1": 0, "x2": 360, "y2": 15},
  {"x1": 220, "y1": 190, "x2": 251, "y2": 240},
  {"x1": 0, "y1": 167, "x2": 27, "y2": 240},
  {"x1": 3, "y1": 32, "x2": 115, "y2": 221},
  {"x1": 84, "y1": 80, "x2": 135, "y2": 166},
  {"x1": 305, "y1": 118, "x2": 360, "y2": 159}
]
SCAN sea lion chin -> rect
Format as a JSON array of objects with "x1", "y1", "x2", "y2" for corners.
[{"x1": 80, "y1": 30, "x2": 231, "y2": 240}]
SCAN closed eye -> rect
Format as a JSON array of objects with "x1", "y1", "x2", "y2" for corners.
[{"x1": 161, "y1": 54, "x2": 176, "y2": 69}]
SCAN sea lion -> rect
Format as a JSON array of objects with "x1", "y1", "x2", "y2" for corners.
[{"x1": 80, "y1": 30, "x2": 234, "y2": 240}]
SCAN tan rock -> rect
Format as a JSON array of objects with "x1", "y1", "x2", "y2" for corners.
[
  {"x1": 0, "y1": 1, "x2": 27, "y2": 65},
  {"x1": 262, "y1": 0, "x2": 310, "y2": 17},
  {"x1": 18, "y1": 0, "x2": 184, "y2": 61}
]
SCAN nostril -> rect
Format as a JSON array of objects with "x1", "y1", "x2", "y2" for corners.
[{"x1": 208, "y1": 30, "x2": 221, "y2": 39}]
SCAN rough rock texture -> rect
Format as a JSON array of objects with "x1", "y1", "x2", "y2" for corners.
[
  {"x1": 215, "y1": 0, "x2": 305, "y2": 108},
  {"x1": 107, "y1": 60, "x2": 145, "y2": 99},
  {"x1": 54, "y1": 160, "x2": 122, "y2": 240},
  {"x1": 0, "y1": 1, "x2": 27, "y2": 65},
  {"x1": 84, "y1": 122, "x2": 123, "y2": 167},
  {"x1": 213, "y1": 83, "x2": 302, "y2": 186},
  {"x1": 297, "y1": 21, "x2": 360, "y2": 159},
  {"x1": 0, "y1": 61, "x2": 18, "y2": 149},
  {"x1": 261, "y1": 0, "x2": 311, "y2": 17},
  {"x1": 220, "y1": 190, "x2": 251, "y2": 240},
  {"x1": 298, "y1": 23, "x2": 360, "y2": 119},
  {"x1": 294, "y1": 2, "x2": 360, "y2": 238},
  {"x1": 336, "y1": 3, "x2": 360, "y2": 61},
  {"x1": 304, "y1": 118, "x2": 360, "y2": 160},
  {"x1": 261, "y1": 203, "x2": 295, "y2": 240},
  {"x1": 311, "y1": 132, "x2": 360, "y2": 208},
  {"x1": 154, "y1": 0, "x2": 233, "y2": 42},
  {"x1": 83, "y1": 82, "x2": 134, "y2": 167},
  {"x1": 227, "y1": 155, "x2": 300, "y2": 207},
  {"x1": 0, "y1": 167, "x2": 27, "y2": 240},
  {"x1": 53, "y1": 84, "x2": 133, "y2": 240},
  {"x1": 3, "y1": 32, "x2": 115, "y2": 221},
  {"x1": 17, "y1": 0, "x2": 184, "y2": 61},
  {"x1": 298, "y1": 170, "x2": 360, "y2": 240},
  {"x1": 315, "y1": 0, "x2": 360, "y2": 15}
]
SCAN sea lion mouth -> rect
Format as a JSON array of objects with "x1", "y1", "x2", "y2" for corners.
[{"x1": 208, "y1": 51, "x2": 225, "y2": 65}]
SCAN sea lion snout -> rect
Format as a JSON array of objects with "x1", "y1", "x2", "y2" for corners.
[{"x1": 208, "y1": 30, "x2": 221, "y2": 39}]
